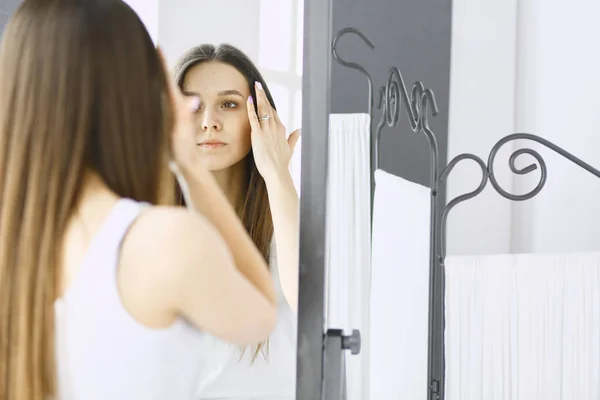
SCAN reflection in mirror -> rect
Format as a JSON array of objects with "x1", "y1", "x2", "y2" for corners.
[{"x1": 127, "y1": 0, "x2": 303, "y2": 399}]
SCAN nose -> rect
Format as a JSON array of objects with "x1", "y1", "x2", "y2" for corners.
[{"x1": 201, "y1": 110, "x2": 222, "y2": 132}]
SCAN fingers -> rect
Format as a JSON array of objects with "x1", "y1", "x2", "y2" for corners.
[
  {"x1": 254, "y1": 81, "x2": 274, "y2": 127},
  {"x1": 246, "y1": 96, "x2": 261, "y2": 133},
  {"x1": 288, "y1": 129, "x2": 301, "y2": 152},
  {"x1": 186, "y1": 97, "x2": 201, "y2": 113}
]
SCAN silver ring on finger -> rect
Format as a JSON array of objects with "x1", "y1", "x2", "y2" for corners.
[{"x1": 258, "y1": 114, "x2": 270, "y2": 122}]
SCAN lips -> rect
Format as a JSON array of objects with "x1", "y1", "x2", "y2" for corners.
[{"x1": 198, "y1": 140, "x2": 226, "y2": 149}]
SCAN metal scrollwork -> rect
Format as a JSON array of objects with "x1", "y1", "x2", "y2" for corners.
[
  {"x1": 487, "y1": 133, "x2": 600, "y2": 201},
  {"x1": 438, "y1": 154, "x2": 488, "y2": 259},
  {"x1": 375, "y1": 67, "x2": 439, "y2": 170}
]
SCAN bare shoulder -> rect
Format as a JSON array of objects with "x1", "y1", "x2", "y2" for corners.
[
  {"x1": 117, "y1": 205, "x2": 232, "y2": 326},
  {"x1": 130, "y1": 205, "x2": 214, "y2": 240},
  {"x1": 121, "y1": 205, "x2": 228, "y2": 276},
  {"x1": 140, "y1": 203, "x2": 224, "y2": 237},
  {"x1": 117, "y1": 205, "x2": 276, "y2": 343}
]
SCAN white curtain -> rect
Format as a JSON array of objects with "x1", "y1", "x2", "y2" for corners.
[
  {"x1": 325, "y1": 113, "x2": 371, "y2": 400},
  {"x1": 445, "y1": 251, "x2": 600, "y2": 400}
]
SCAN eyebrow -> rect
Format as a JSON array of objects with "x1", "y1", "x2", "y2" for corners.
[
  {"x1": 217, "y1": 89, "x2": 245, "y2": 98},
  {"x1": 182, "y1": 89, "x2": 245, "y2": 98}
]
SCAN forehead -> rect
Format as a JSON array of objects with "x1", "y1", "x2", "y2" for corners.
[{"x1": 183, "y1": 61, "x2": 249, "y2": 94}]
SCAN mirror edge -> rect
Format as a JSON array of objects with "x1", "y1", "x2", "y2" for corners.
[{"x1": 295, "y1": 0, "x2": 332, "y2": 398}]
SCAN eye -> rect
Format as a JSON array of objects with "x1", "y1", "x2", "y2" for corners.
[{"x1": 222, "y1": 101, "x2": 238, "y2": 109}]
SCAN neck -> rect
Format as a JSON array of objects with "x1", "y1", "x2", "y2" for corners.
[
  {"x1": 78, "y1": 170, "x2": 117, "y2": 204},
  {"x1": 211, "y1": 158, "x2": 248, "y2": 213}
]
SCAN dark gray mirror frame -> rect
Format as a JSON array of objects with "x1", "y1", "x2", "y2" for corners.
[{"x1": 295, "y1": 0, "x2": 332, "y2": 399}]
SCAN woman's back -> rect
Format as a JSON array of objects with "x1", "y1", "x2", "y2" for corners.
[{"x1": 56, "y1": 196, "x2": 205, "y2": 400}]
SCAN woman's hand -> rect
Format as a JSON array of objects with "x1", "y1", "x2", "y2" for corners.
[
  {"x1": 247, "y1": 82, "x2": 301, "y2": 311},
  {"x1": 247, "y1": 81, "x2": 300, "y2": 184}
]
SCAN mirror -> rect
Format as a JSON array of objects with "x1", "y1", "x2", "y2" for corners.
[{"x1": 125, "y1": 0, "x2": 304, "y2": 398}]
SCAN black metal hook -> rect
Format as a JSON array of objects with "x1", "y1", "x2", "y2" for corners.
[{"x1": 332, "y1": 27, "x2": 375, "y2": 116}]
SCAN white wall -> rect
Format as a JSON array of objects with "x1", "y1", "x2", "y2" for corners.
[
  {"x1": 123, "y1": 0, "x2": 159, "y2": 44},
  {"x1": 158, "y1": 0, "x2": 261, "y2": 66},
  {"x1": 447, "y1": 0, "x2": 600, "y2": 255},
  {"x1": 511, "y1": 0, "x2": 600, "y2": 254},
  {"x1": 446, "y1": 0, "x2": 518, "y2": 255}
]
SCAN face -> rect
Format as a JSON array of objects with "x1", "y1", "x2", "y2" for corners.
[{"x1": 182, "y1": 61, "x2": 252, "y2": 172}]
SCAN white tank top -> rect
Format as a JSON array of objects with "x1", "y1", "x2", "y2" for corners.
[
  {"x1": 54, "y1": 198, "x2": 207, "y2": 400},
  {"x1": 192, "y1": 243, "x2": 297, "y2": 400}
]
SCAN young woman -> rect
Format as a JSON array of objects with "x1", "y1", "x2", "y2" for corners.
[
  {"x1": 0, "y1": 1, "x2": 278, "y2": 400},
  {"x1": 172, "y1": 44, "x2": 300, "y2": 399}
]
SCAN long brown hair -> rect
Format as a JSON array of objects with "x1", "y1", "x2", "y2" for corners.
[
  {"x1": 0, "y1": 1, "x2": 174, "y2": 399},
  {"x1": 172, "y1": 44, "x2": 275, "y2": 362}
]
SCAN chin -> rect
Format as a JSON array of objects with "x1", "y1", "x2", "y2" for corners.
[
  {"x1": 204, "y1": 159, "x2": 239, "y2": 172},
  {"x1": 204, "y1": 154, "x2": 249, "y2": 172},
  {"x1": 205, "y1": 164, "x2": 229, "y2": 172}
]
